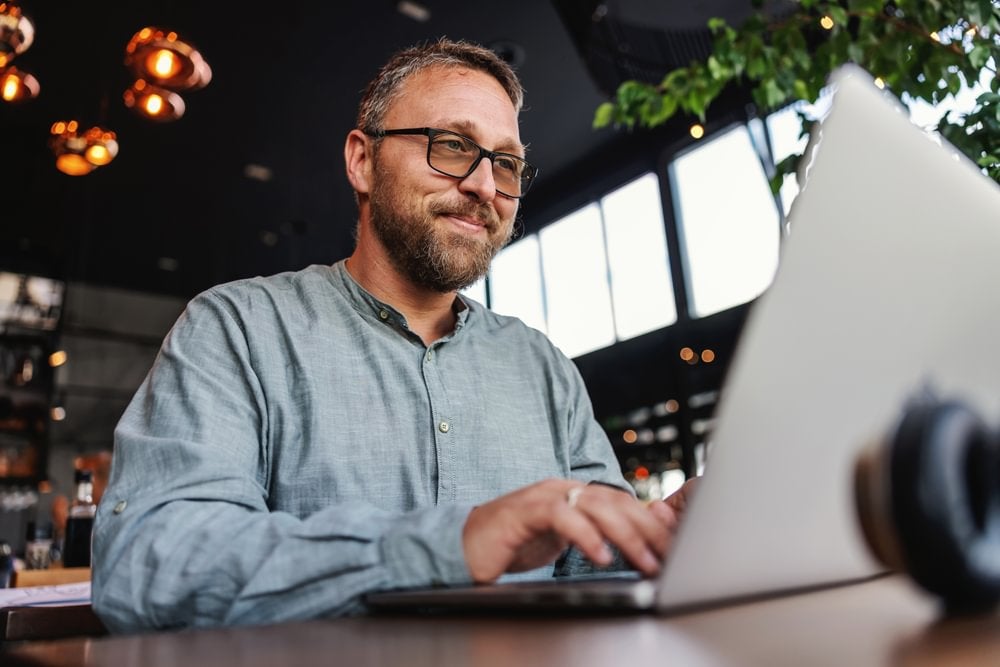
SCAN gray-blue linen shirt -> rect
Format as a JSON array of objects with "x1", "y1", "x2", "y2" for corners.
[{"x1": 92, "y1": 261, "x2": 628, "y2": 632}]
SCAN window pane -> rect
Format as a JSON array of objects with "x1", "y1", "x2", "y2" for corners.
[
  {"x1": 540, "y1": 204, "x2": 616, "y2": 358},
  {"x1": 602, "y1": 173, "x2": 677, "y2": 339},
  {"x1": 460, "y1": 276, "x2": 487, "y2": 306},
  {"x1": 766, "y1": 106, "x2": 810, "y2": 217},
  {"x1": 489, "y1": 236, "x2": 547, "y2": 334},
  {"x1": 670, "y1": 126, "x2": 780, "y2": 318}
]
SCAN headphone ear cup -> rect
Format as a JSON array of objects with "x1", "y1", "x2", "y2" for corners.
[{"x1": 886, "y1": 400, "x2": 1000, "y2": 610}]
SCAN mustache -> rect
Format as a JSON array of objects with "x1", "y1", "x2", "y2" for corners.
[{"x1": 428, "y1": 199, "x2": 500, "y2": 229}]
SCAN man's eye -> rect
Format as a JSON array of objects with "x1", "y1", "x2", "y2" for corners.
[
  {"x1": 436, "y1": 137, "x2": 473, "y2": 153},
  {"x1": 494, "y1": 156, "x2": 521, "y2": 174}
]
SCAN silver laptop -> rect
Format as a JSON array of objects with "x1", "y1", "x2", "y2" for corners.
[{"x1": 366, "y1": 65, "x2": 1000, "y2": 613}]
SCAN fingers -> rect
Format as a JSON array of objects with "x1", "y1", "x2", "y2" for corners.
[
  {"x1": 462, "y1": 479, "x2": 677, "y2": 583},
  {"x1": 646, "y1": 499, "x2": 679, "y2": 531},
  {"x1": 665, "y1": 477, "x2": 701, "y2": 515},
  {"x1": 567, "y1": 484, "x2": 668, "y2": 576}
]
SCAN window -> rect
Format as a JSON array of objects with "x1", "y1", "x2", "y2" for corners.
[
  {"x1": 487, "y1": 172, "x2": 677, "y2": 358},
  {"x1": 601, "y1": 173, "x2": 677, "y2": 339},
  {"x1": 670, "y1": 126, "x2": 780, "y2": 319},
  {"x1": 459, "y1": 276, "x2": 487, "y2": 306},
  {"x1": 489, "y1": 235, "x2": 547, "y2": 334},
  {"x1": 539, "y1": 204, "x2": 616, "y2": 358}
]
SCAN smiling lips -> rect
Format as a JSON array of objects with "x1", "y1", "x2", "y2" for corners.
[{"x1": 443, "y1": 213, "x2": 488, "y2": 233}]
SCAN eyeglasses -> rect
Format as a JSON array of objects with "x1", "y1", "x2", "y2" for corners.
[{"x1": 364, "y1": 127, "x2": 538, "y2": 199}]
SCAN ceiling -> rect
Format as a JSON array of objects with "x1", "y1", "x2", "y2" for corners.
[{"x1": 2, "y1": 0, "x2": 760, "y2": 300}]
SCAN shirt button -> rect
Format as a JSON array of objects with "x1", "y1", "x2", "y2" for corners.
[
  {"x1": 378, "y1": 309, "x2": 389, "y2": 320},
  {"x1": 113, "y1": 500, "x2": 128, "y2": 514},
  {"x1": 439, "y1": 421, "x2": 450, "y2": 433},
  {"x1": 426, "y1": 350, "x2": 434, "y2": 361}
]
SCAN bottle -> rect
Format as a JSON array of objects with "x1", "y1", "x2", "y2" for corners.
[
  {"x1": 24, "y1": 521, "x2": 53, "y2": 570},
  {"x1": 0, "y1": 541, "x2": 14, "y2": 587},
  {"x1": 63, "y1": 469, "x2": 97, "y2": 567}
]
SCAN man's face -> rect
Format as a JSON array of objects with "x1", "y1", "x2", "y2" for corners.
[{"x1": 367, "y1": 66, "x2": 522, "y2": 293}]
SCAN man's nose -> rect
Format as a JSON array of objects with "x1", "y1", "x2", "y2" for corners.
[{"x1": 458, "y1": 157, "x2": 498, "y2": 202}]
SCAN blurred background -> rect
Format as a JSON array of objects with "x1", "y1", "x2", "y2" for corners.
[{"x1": 1, "y1": 0, "x2": 803, "y2": 555}]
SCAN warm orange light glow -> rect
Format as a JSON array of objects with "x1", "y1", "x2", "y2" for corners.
[
  {"x1": 679, "y1": 347, "x2": 695, "y2": 362},
  {"x1": 634, "y1": 466, "x2": 650, "y2": 480},
  {"x1": 689, "y1": 124, "x2": 705, "y2": 139},
  {"x1": 49, "y1": 350, "x2": 67, "y2": 367},
  {"x1": 51, "y1": 122, "x2": 118, "y2": 174},
  {"x1": 701, "y1": 349, "x2": 716, "y2": 363},
  {"x1": 820, "y1": 15, "x2": 835, "y2": 30},
  {"x1": 144, "y1": 93, "x2": 164, "y2": 115},
  {"x1": 623, "y1": 429, "x2": 638, "y2": 444},
  {"x1": 0, "y1": 55, "x2": 7, "y2": 68},
  {"x1": 125, "y1": 26, "x2": 212, "y2": 91},
  {"x1": 86, "y1": 144, "x2": 110, "y2": 165},
  {"x1": 56, "y1": 153, "x2": 94, "y2": 176},
  {"x1": 665, "y1": 399, "x2": 679, "y2": 413},
  {"x1": 50, "y1": 406, "x2": 66, "y2": 421},
  {"x1": 0, "y1": 67, "x2": 39, "y2": 102},
  {"x1": 2, "y1": 74, "x2": 17, "y2": 100},
  {"x1": 149, "y1": 49, "x2": 180, "y2": 78}
]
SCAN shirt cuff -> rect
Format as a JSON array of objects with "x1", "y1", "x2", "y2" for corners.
[{"x1": 380, "y1": 503, "x2": 476, "y2": 589}]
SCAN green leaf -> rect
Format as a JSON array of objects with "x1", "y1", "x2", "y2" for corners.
[
  {"x1": 707, "y1": 17, "x2": 727, "y2": 31},
  {"x1": 969, "y1": 43, "x2": 991, "y2": 69},
  {"x1": 793, "y1": 79, "x2": 810, "y2": 100},
  {"x1": 593, "y1": 102, "x2": 615, "y2": 129},
  {"x1": 827, "y1": 6, "x2": 849, "y2": 28},
  {"x1": 761, "y1": 79, "x2": 787, "y2": 109}
]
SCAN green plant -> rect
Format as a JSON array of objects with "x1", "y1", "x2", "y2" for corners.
[{"x1": 593, "y1": 0, "x2": 1000, "y2": 190}]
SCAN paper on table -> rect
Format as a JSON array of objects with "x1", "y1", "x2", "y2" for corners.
[{"x1": 0, "y1": 581, "x2": 91, "y2": 608}]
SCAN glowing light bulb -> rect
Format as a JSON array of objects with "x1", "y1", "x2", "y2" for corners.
[
  {"x1": 144, "y1": 93, "x2": 164, "y2": 115},
  {"x1": 86, "y1": 144, "x2": 109, "y2": 164},
  {"x1": 2, "y1": 74, "x2": 18, "y2": 101},
  {"x1": 150, "y1": 49, "x2": 179, "y2": 78},
  {"x1": 689, "y1": 124, "x2": 705, "y2": 139},
  {"x1": 820, "y1": 15, "x2": 834, "y2": 30}
]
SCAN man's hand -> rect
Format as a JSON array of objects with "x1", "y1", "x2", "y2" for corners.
[
  {"x1": 646, "y1": 476, "x2": 700, "y2": 537},
  {"x1": 462, "y1": 479, "x2": 679, "y2": 584}
]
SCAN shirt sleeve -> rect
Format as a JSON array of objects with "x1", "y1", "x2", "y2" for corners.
[
  {"x1": 91, "y1": 291, "x2": 474, "y2": 633},
  {"x1": 553, "y1": 350, "x2": 637, "y2": 577}
]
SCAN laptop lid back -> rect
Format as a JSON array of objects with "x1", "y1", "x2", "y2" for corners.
[{"x1": 657, "y1": 65, "x2": 1000, "y2": 610}]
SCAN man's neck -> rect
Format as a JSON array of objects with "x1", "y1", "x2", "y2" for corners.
[{"x1": 345, "y1": 248, "x2": 459, "y2": 346}]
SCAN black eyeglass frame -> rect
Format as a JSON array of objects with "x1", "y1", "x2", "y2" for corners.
[{"x1": 363, "y1": 127, "x2": 538, "y2": 199}]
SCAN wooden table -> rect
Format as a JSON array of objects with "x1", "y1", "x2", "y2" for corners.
[{"x1": 5, "y1": 576, "x2": 1000, "y2": 667}]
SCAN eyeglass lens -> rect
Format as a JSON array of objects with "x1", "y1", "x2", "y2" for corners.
[{"x1": 428, "y1": 132, "x2": 530, "y2": 197}]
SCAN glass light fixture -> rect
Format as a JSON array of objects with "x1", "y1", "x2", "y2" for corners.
[
  {"x1": 0, "y1": 1, "x2": 35, "y2": 69},
  {"x1": 124, "y1": 26, "x2": 211, "y2": 91},
  {"x1": 50, "y1": 120, "x2": 119, "y2": 176},
  {"x1": 123, "y1": 78, "x2": 185, "y2": 120},
  {"x1": 0, "y1": 65, "x2": 37, "y2": 101}
]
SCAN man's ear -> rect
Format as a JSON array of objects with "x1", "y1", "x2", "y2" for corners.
[{"x1": 345, "y1": 129, "x2": 374, "y2": 195}]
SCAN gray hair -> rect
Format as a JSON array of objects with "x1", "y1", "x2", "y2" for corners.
[{"x1": 357, "y1": 38, "x2": 524, "y2": 131}]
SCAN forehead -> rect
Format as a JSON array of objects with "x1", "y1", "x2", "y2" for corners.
[{"x1": 385, "y1": 66, "x2": 522, "y2": 148}]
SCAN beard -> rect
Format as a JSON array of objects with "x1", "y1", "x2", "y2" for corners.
[{"x1": 368, "y1": 159, "x2": 515, "y2": 293}]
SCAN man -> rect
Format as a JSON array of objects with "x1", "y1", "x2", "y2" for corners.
[{"x1": 92, "y1": 38, "x2": 691, "y2": 633}]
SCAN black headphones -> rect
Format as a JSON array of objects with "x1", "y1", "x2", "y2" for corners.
[{"x1": 854, "y1": 395, "x2": 1000, "y2": 611}]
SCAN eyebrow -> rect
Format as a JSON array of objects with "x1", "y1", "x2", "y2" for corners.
[{"x1": 437, "y1": 119, "x2": 526, "y2": 155}]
